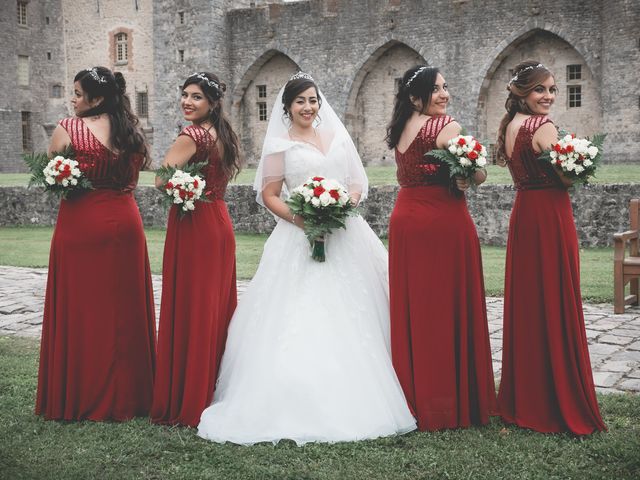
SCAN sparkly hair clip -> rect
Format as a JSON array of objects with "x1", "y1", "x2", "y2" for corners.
[
  {"x1": 509, "y1": 63, "x2": 545, "y2": 85},
  {"x1": 289, "y1": 71, "x2": 314, "y2": 82},
  {"x1": 190, "y1": 72, "x2": 221, "y2": 93},
  {"x1": 85, "y1": 68, "x2": 107, "y2": 84},
  {"x1": 405, "y1": 66, "x2": 427, "y2": 88}
]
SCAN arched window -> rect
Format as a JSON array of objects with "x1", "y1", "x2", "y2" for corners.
[{"x1": 115, "y1": 32, "x2": 128, "y2": 63}]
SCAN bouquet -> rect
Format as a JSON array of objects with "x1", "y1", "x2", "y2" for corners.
[
  {"x1": 538, "y1": 132, "x2": 605, "y2": 184},
  {"x1": 429, "y1": 135, "x2": 488, "y2": 180},
  {"x1": 156, "y1": 162, "x2": 208, "y2": 215},
  {"x1": 285, "y1": 176, "x2": 358, "y2": 262},
  {"x1": 23, "y1": 146, "x2": 92, "y2": 199}
]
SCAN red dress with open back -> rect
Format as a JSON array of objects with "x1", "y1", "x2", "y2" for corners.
[
  {"x1": 497, "y1": 115, "x2": 606, "y2": 434},
  {"x1": 389, "y1": 115, "x2": 497, "y2": 431},
  {"x1": 36, "y1": 117, "x2": 156, "y2": 421},
  {"x1": 151, "y1": 124, "x2": 237, "y2": 427}
]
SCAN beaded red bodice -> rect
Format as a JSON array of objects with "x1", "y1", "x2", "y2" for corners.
[
  {"x1": 507, "y1": 115, "x2": 563, "y2": 191},
  {"x1": 60, "y1": 117, "x2": 142, "y2": 191},
  {"x1": 395, "y1": 115, "x2": 454, "y2": 188},
  {"x1": 179, "y1": 125, "x2": 229, "y2": 200}
]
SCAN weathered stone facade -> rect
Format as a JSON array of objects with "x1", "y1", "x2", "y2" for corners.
[
  {"x1": 2, "y1": 183, "x2": 638, "y2": 248},
  {"x1": 1, "y1": 0, "x2": 638, "y2": 170}
]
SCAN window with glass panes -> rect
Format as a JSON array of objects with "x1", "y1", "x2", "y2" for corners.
[
  {"x1": 17, "y1": 1, "x2": 27, "y2": 25},
  {"x1": 258, "y1": 102, "x2": 267, "y2": 121},
  {"x1": 136, "y1": 92, "x2": 148, "y2": 118},
  {"x1": 21, "y1": 112, "x2": 32, "y2": 151},
  {"x1": 568, "y1": 85, "x2": 582, "y2": 108},
  {"x1": 567, "y1": 64, "x2": 582, "y2": 81},
  {"x1": 115, "y1": 33, "x2": 128, "y2": 62},
  {"x1": 18, "y1": 55, "x2": 29, "y2": 86},
  {"x1": 257, "y1": 85, "x2": 267, "y2": 98}
]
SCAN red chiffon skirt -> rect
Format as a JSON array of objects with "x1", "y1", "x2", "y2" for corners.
[
  {"x1": 36, "y1": 190, "x2": 156, "y2": 421},
  {"x1": 151, "y1": 199, "x2": 237, "y2": 427},
  {"x1": 498, "y1": 188, "x2": 606, "y2": 434},
  {"x1": 389, "y1": 185, "x2": 497, "y2": 431}
]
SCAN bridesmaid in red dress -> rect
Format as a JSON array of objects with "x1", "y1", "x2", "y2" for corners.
[
  {"x1": 495, "y1": 60, "x2": 605, "y2": 434},
  {"x1": 151, "y1": 72, "x2": 240, "y2": 427},
  {"x1": 386, "y1": 66, "x2": 497, "y2": 431},
  {"x1": 36, "y1": 67, "x2": 156, "y2": 421}
]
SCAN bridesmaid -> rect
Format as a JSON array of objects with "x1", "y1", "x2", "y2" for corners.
[
  {"x1": 495, "y1": 60, "x2": 606, "y2": 434},
  {"x1": 386, "y1": 65, "x2": 497, "y2": 431},
  {"x1": 151, "y1": 72, "x2": 241, "y2": 427},
  {"x1": 36, "y1": 67, "x2": 156, "y2": 421}
]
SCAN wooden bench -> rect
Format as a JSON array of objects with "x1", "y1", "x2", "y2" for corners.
[{"x1": 614, "y1": 199, "x2": 640, "y2": 314}]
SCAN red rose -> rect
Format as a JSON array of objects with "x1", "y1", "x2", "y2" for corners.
[
  {"x1": 329, "y1": 189, "x2": 340, "y2": 200},
  {"x1": 473, "y1": 141, "x2": 483, "y2": 152},
  {"x1": 166, "y1": 181, "x2": 173, "y2": 189},
  {"x1": 553, "y1": 144, "x2": 562, "y2": 152},
  {"x1": 556, "y1": 159, "x2": 562, "y2": 166},
  {"x1": 179, "y1": 189, "x2": 186, "y2": 199},
  {"x1": 193, "y1": 179, "x2": 199, "y2": 188},
  {"x1": 565, "y1": 144, "x2": 574, "y2": 153},
  {"x1": 457, "y1": 138, "x2": 466, "y2": 146},
  {"x1": 468, "y1": 150, "x2": 479, "y2": 160},
  {"x1": 187, "y1": 191, "x2": 194, "y2": 198},
  {"x1": 313, "y1": 186, "x2": 325, "y2": 197},
  {"x1": 312, "y1": 176, "x2": 324, "y2": 182},
  {"x1": 577, "y1": 154, "x2": 584, "y2": 163}
]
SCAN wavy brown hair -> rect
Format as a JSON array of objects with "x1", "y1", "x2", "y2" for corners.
[
  {"x1": 183, "y1": 72, "x2": 242, "y2": 180},
  {"x1": 74, "y1": 67, "x2": 150, "y2": 179},
  {"x1": 494, "y1": 60, "x2": 554, "y2": 166}
]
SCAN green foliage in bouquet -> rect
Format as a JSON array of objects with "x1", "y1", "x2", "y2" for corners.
[
  {"x1": 155, "y1": 161, "x2": 210, "y2": 216},
  {"x1": 23, "y1": 145, "x2": 93, "y2": 199}
]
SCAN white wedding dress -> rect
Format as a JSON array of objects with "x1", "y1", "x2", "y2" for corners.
[{"x1": 197, "y1": 88, "x2": 416, "y2": 446}]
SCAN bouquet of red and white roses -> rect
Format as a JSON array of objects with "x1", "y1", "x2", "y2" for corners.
[
  {"x1": 429, "y1": 135, "x2": 488, "y2": 180},
  {"x1": 538, "y1": 132, "x2": 605, "y2": 184},
  {"x1": 23, "y1": 146, "x2": 93, "y2": 199},
  {"x1": 156, "y1": 161, "x2": 208, "y2": 216},
  {"x1": 286, "y1": 176, "x2": 358, "y2": 262}
]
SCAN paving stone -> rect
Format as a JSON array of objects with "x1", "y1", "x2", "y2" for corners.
[
  {"x1": 618, "y1": 379, "x2": 640, "y2": 391},
  {"x1": 587, "y1": 343, "x2": 621, "y2": 356},
  {"x1": 598, "y1": 335, "x2": 634, "y2": 346},
  {"x1": 627, "y1": 341, "x2": 640, "y2": 351},
  {"x1": 595, "y1": 387, "x2": 626, "y2": 395},
  {"x1": 598, "y1": 360, "x2": 634, "y2": 373},
  {"x1": 585, "y1": 329, "x2": 600, "y2": 340},
  {"x1": 627, "y1": 369, "x2": 640, "y2": 379},
  {"x1": 592, "y1": 371, "x2": 623, "y2": 388}
]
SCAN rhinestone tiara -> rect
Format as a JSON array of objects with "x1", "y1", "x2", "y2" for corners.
[
  {"x1": 85, "y1": 67, "x2": 107, "y2": 84},
  {"x1": 289, "y1": 71, "x2": 314, "y2": 82},
  {"x1": 509, "y1": 63, "x2": 545, "y2": 85},
  {"x1": 405, "y1": 66, "x2": 427, "y2": 88},
  {"x1": 189, "y1": 72, "x2": 221, "y2": 93}
]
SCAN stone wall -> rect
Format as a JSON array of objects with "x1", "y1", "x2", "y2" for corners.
[{"x1": 1, "y1": 183, "x2": 636, "y2": 248}]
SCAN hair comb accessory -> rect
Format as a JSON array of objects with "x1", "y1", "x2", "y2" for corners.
[
  {"x1": 85, "y1": 68, "x2": 107, "y2": 84},
  {"x1": 508, "y1": 63, "x2": 546, "y2": 85},
  {"x1": 289, "y1": 71, "x2": 314, "y2": 82},
  {"x1": 190, "y1": 72, "x2": 221, "y2": 94},
  {"x1": 405, "y1": 66, "x2": 428, "y2": 88}
]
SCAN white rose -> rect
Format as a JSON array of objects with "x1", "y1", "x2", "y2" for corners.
[
  {"x1": 319, "y1": 191, "x2": 332, "y2": 206},
  {"x1": 583, "y1": 159, "x2": 593, "y2": 167},
  {"x1": 448, "y1": 145, "x2": 457, "y2": 154},
  {"x1": 558, "y1": 154, "x2": 567, "y2": 162},
  {"x1": 459, "y1": 157, "x2": 472, "y2": 167},
  {"x1": 477, "y1": 157, "x2": 487, "y2": 167},
  {"x1": 563, "y1": 134, "x2": 573, "y2": 142},
  {"x1": 45, "y1": 177, "x2": 55, "y2": 185},
  {"x1": 61, "y1": 179, "x2": 69, "y2": 187},
  {"x1": 574, "y1": 165, "x2": 584, "y2": 174},
  {"x1": 53, "y1": 155, "x2": 65, "y2": 162},
  {"x1": 311, "y1": 197, "x2": 320, "y2": 207},
  {"x1": 587, "y1": 146, "x2": 598, "y2": 157},
  {"x1": 70, "y1": 178, "x2": 78, "y2": 186}
]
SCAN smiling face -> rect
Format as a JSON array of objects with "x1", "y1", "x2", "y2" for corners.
[
  {"x1": 71, "y1": 81, "x2": 101, "y2": 115},
  {"x1": 524, "y1": 75, "x2": 557, "y2": 115},
  {"x1": 288, "y1": 86, "x2": 319, "y2": 129},
  {"x1": 424, "y1": 73, "x2": 449, "y2": 116},
  {"x1": 180, "y1": 83, "x2": 212, "y2": 123}
]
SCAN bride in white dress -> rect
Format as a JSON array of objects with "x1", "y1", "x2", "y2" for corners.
[{"x1": 197, "y1": 72, "x2": 416, "y2": 445}]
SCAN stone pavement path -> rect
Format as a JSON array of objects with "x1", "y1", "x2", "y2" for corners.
[{"x1": 2, "y1": 266, "x2": 639, "y2": 394}]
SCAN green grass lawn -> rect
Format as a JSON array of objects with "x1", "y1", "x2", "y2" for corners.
[
  {"x1": 0, "y1": 227, "x2": 614, "y2": 302},
  {"x1": 1, "y1": 164, "x2": 639, "y2": 187},
  {"x1": 0, "y1": 336, "x2": 638, "y2": 480}
]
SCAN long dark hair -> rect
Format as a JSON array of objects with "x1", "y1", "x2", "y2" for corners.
[
  {"x1": 385, "y1": 65, "x2": 439, "y2": 149},
  {"x1": 182, "y1": 72, "x2": 241, "y2": 180},
  {"x1": 495, "y1": 60, "x2": 554, "y2": 166},
  {"x1": 74, "y1": 67, "x2": 150, "y2": 170},
  {"x1": 281, "y1": 76, "x2": 322, "y2": 120}
]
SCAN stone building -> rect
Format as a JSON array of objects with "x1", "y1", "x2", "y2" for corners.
[{"x1": 1, "y1": 0, "x2": 638, "y2": 170}]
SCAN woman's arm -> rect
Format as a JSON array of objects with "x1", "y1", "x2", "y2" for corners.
[
  {"x1": 262, "y1": 180, "x2": 304, "y2": 229},
  {"x1": 47, "y1": 125, "x2": 71, "y2": 158},
  {"x1": 533, "y1": 122, "x2": 573, "y2": 188},
  {"x1": 154, "y1": 135, "x2": 197, "y2": 189}
]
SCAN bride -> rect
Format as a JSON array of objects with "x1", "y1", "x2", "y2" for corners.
[{"x1": 197, "y1": 72, "x2": 416, "y2": 445}]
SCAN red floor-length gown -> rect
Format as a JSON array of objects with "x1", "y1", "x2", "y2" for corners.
[
  {"x1": 151, "y1": 124, "x2": 237, "y2": 427},
  {"x1": 36, "y1": 117, "x2": 156, "y2": 421},
  {"x1": 497, "y1": 115, "x2": 606, "y2": 434},
  {"x1": 389, "y1": 115, "x2": 497, "y2": 431}
]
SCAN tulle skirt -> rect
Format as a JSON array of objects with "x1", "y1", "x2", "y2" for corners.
[{"x1": 197, "y1": 216, "x2": 416, "y2": 445}]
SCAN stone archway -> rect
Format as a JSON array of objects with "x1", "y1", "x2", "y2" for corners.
[
  {"x1": 233, "y1": 50, "x2": 300, "y2": 165},
  {"x1": 478, "y1": 29, "x2": 602, "y2": 149},
  {"x1": 345, "y1": 41, "x2": 427, "y2": 166}
]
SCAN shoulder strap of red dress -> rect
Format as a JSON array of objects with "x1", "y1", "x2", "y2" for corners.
[
  {"x1": 58, "y1": 117, "x2": 86, "y2": 149},
  {"x1": 422, "y1": 115, "x2": 454, "y2": 142},
  {"x1": 524, "y1": 115, "x2": 552, "y2": 134}
]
